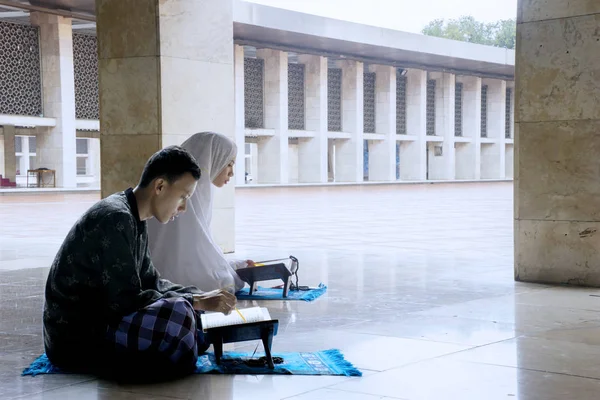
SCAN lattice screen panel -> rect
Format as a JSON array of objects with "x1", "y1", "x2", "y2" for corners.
[
  {"x1": 363, "y1": 72, "x2": 376, "y2": 133},
  {"x1": 288, "y1": 63, "x2": 305, "y2": 130},
  {"x1": 481, "y1": 85, "x2": 488, "y2": 138},
  {"x1": 426, "y1": 79, "x2": 436, "y2": 136},
  {"x1": 455, "y1": 82, "x2": 463, "y2": 137},
  {"x1": 0, "y1": 21, "x2": 42, "y2": 116},
  {"x1": 396, "y1": 72, "x2": 407, "y2": 135},
  {"x1": 244, "y1": 58, "x2": 264, "y2": 129},
  {"x1": 73, "y1": 33, "x2": 99, "y2": 120},
  {"x1": 505, "y1": 88, "x2": 512, "y2": 138},
  {"x1": 328, "y1": 68, "x2": 342, "y2": 132}
]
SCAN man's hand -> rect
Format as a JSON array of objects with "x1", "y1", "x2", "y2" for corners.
[
  {"x1": 192, "y1": 289, "x2": 237, "y2": 315},
  {"x1": 246, "y1": 260, "x2": 256, "y2": 267}
]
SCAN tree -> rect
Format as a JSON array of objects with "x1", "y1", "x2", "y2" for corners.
[{"x1": 422, "y1": 16, "x2": 516, "y2": 49}]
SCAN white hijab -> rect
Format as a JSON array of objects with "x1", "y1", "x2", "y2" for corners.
[{"x1": 147, "y1": 132, "x2": 246, "y2": 292}]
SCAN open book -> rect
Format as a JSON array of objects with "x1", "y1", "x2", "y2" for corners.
[
  {"x1": 200, "y1": 306, "x2": 272, "y2": 331},
  {"x1": 253, "y1": 258, "x2": 297, "y2": 273}
]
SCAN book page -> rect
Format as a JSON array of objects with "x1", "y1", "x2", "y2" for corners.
[
  {"x1": 254, "y1": 259, "x2": 292, "y2": 270},
  {"x1": 200, "y1": 307, "x2": 271, "y2": 330}
]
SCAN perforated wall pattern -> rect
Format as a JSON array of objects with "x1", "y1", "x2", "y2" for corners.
[
  {"x1": 426, "y1": 79, "x2": 436, "y2": 136},
  {"x1": 455, "y1": 82, "x2": 463, "y2": 137},
  {"x1": 288, "y1": 63, "x2": 305, "y2": 130},
  {"x1": 328, "y1": 68, "x2": 342, "y2": 132},
  {"x1": 73, "y1": 33, "x2": 99, "y2": 120},
  {"x1": 481, "y1": 85, "x2": 488, "y2": 138},
  {"x1": 363, "y1": 72, "x2": 376, "y2": 133},
  {"x1": 396, "y1": 73, "x2": 407, "y2": 135},
  {"x1": 505, "y1": 88, "x2": 512, "y2": 138},
  {"x1": 0, "y1": 21, "x2": 42, "y2": 116},
  {"x1": 244, "y1": 58, "x2": 264, "y2": 129}
]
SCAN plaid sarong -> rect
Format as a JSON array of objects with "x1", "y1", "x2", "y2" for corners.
[{"x1": 106, "y1": 297, "x2": 208, "y2": 376}]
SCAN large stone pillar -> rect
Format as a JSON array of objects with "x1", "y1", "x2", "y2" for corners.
[
  {"x1": 368, "y1": 65, "x2": 396, "y2": 182},
  {"x1": 298, "y1": 55, "x2": 328, "y2": 183},
  {"x1": 336, "y1": 60, "x2": 364, "y2": 182},
  {"x1": 515, "y1": 1, "x2": 600, "y2": 285},
  {"x1": 2, "y1": 125, "x2": 16, "y2": 182},
  {"x1": 401, "y1": 69, "x2": 427, "y2": 180},
  {"x1": 30, "y1": 13, "x2": 77, "y2": 188},
  {"x1": 96, "y1": 0, "x2": 235, "y2": 251}
]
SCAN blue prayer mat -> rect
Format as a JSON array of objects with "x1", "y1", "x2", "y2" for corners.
[
  {"x1": 22, "y1": 348, "x2": 361, "y2": 377},
  {"x1": 236, "y1": 283, "x2": 327, "y2": 302}
]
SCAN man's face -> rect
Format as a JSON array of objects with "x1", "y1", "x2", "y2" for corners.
[
  {"x1": 150, "y1": 173, "x2": 198, "y2": 224},
  {"x1": 213, "y1": 159, "x2": 235, "y2": 188}
]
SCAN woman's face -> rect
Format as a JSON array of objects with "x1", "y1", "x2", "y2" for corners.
[{"x1": 213, "y1": 158, "x2": 235, "y2": 188}]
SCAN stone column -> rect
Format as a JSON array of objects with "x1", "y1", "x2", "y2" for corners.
[
  {"x1": 516, "y1": 0, "x2": 600, "y2": 285},
  {"x1": 30, "y1": 12, "x2": 77, "y2": 188},
  {"x1": 336, "y1": 60, "x2": 364, "y2": 182},
  {"x1": 368, "y1": 65, "x2": 396, "y2": 182},
  {"x1": 96, "y1": 0, "x2": 235, "y2": 252},
  {"x1": 256, "y1": 49, "x2": 289, "y2": 184},
  {"x1": 298, "y1": 55, "x2": 328, "y2": 183},
  {"x1": 2, "y1": 125, "x2": 16, "y2": 182},
  {"x1": 234, "y1": 44, "x2": 246, "y2": 186},
  {"x1": 463, "y1": 76, "x2": 482, "y2": 179},
  {"x1": 401, "y1": 69, "x2": 427, "y2": 180}
]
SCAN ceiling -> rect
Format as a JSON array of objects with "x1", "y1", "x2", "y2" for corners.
[
  {"x1": 0, "y1": 0, "x2": 95, "y2": 28},
  {"x1": 5, "y1": 0, "x2": 94, "y2": 15}
]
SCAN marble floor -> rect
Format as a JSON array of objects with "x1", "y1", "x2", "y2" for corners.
[{"x1": 2, "y1": 182, "x2": 600, "y2": 399}]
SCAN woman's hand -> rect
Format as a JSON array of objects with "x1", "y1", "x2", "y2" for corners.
[{"x1": 192, "y1": 289, "x2": 237, "y2": 315}]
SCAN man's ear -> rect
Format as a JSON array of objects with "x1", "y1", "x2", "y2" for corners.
[{"x1": 153, "y1": 178, "x2": 166, "y2": 195}]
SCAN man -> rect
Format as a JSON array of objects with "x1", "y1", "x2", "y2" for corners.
[{"x1": 43, "y1": 146, "x2": 236, "y2": 381}]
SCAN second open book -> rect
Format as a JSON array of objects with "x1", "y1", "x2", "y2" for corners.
[{"x1": 199, "y1": 306, "x2": 272, "y2": 331}]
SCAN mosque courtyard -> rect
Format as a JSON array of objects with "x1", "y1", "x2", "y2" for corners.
[{"x1": 2, "y1": 183, "x2": 600, "y2": 399}]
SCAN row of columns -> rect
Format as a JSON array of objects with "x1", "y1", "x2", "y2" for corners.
[{"x1": 234, "y1": 45, "x2": 514, "y2": 185}]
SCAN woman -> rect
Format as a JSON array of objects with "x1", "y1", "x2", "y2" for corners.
[{"x1": 147, "y1": 132, "x2": 252, "y2": 293}]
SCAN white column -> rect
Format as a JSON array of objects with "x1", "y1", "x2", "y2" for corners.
[
  {"x1": 368, "y1": 65, "x2": 396, "y2": 181},
  {"x1": 22, "y1": 135, "x2": 30, "y2": 172},
  {"x1": 234, "y1": 44, "x2": 246, "y2": 185},
  {"x1": 510, "y1": 81, "x2": 515, "y2": 139},
  {"x1": 441, "y1": 73, "x2": 456, "y2": 180},
  {"x1": 401, "y1": 68, "x2": 427, "y2": 180},
  {"x1": 463, "y1": 76, "x2": 482, "y2": 179},
  {"x1": 2, "y1": 126, "x2": 16, "y2": 182},
  {"x1": 90, "y1": 137, "x2": 101, "y2": 189},
  {"x1": 30, "y1": 12, "x2": 77, "y2": 188},
  {"x1": 257, "y1": 49, "x2": 289, "y2": 184},
  {"x1": 297, "y1": 55, "x2": 327, "y2": 183},
  {"x1": 336, "y1": 60, "x2": 363, "y2": 182},
  {"x1": 0, "y1": 133, "x2": 4, "y2": 178},
  {"x1": 428, "y1": 72, "x2": 456, "y2": 180},
  {"x1": 482, "y1": 78, "x2": 506, "y2": 179},
  {"x1": 506, "y1": 81, "x2": 515, "y2": 179},
  {"x1": 486, "y1": 79, "x2": 507, "y2": 139}
]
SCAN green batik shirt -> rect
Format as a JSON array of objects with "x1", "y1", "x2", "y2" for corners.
[{"x1": 43, "y1": 188, "x2": 201, "y2": 364}]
